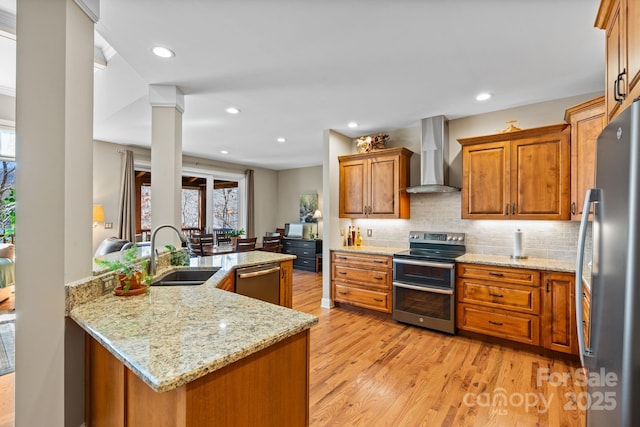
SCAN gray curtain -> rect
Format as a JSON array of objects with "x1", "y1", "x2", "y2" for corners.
[
  {"x1": 246, "y1": 169, "x2": 254, "y2": 238},
  {"x1": 117, "y1": 150, "x2": 136, "y2": 241}
]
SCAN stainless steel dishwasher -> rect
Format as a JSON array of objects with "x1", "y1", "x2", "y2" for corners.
[{"x1": 235, "y1": 263, "x2": 281, "y2": 305}]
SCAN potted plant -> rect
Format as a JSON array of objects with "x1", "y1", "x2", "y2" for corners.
[
  {"x1": 165, "y1": 244, "x2": 189, "y2": 266},
  {"x1": 94, "y1": 245, "x2": 152, "y2": 296},
  {"x1": 224, "y1": 228, "x2": 245, "y2": 247}
]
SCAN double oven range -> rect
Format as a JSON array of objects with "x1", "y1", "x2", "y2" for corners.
[{"x1": 392, "y1": 231, "x2": 466, "y2": 334}]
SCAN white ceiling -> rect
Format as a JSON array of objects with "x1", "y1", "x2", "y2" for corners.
[{"x1": 1, "y1": 0, "x2": 605, "y2": 170}]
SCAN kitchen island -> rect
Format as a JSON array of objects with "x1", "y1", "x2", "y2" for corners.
[{"x1": 69, "y1": 251, "x2": 318, "y2": 426}]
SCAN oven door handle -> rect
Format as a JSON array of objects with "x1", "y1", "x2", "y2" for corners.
[
  {"x1": 392, "y1": 259, "x2": 455, "y2": 269},
  {"x1": 393, "y1": 281, "x2": 454, "y2": 295}
]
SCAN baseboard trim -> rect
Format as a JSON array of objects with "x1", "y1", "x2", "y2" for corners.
[{"x1": 320, "y1": 298, "x2": 334, "y2": 309}]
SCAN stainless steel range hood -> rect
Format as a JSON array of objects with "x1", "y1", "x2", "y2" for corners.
[{"x1": 406, "y1": 115, "x2": 460, "y2": 193}]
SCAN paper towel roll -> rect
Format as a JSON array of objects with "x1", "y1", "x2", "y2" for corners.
[{"x1": 514, "y1": 229, "x2": 523, "y2": 257}]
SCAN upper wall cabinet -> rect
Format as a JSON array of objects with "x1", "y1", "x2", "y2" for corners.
[
  {"x1": 338, "y1": 147, "x2": 413, "y2": 219},
  {"x1": 564, "y1": 96, "x2": 606, "y2": 221},
  {"x1": 458, "y1": 124, "x2": 571, "y2": 220},
  {"x1": 596, "y1": 0, "x2": 640, "y2": 122}
]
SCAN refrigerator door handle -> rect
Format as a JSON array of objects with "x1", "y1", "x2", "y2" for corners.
[{"x1": 576, "y1": 188, "x2": 600, "y2": 366}]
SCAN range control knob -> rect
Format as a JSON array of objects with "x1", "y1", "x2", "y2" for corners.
[
  {"x1": 457, "y1": 236, "x2": 464, "y2": 241},
  {"x1": 447, "y1": 236, "x2": 453, "y2": 241}
]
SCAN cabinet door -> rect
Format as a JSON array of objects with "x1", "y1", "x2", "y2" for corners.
[
  {"x1": 368, "y1": 153, "x2": 399, "y2": 217},
  {"x1": 606, "y1": 2, "x2": 625, "y2": 121},
  {"x1": 541, "y1": 272, "x2": 578, "y2": 355},
  {"x1": 461, "y1": 141, "x2": 510, "y2": 219},
  {"x1": 339, "y1": 158, "x2": 367, "y2": 217},
  {"x1": 569, "y1": 100, "x2": 605, "y2": 221},
  {"x1": 627, "y1": 0, "x2": 640, "y2": 98},
  {"x1": 511, "y1": 133, "x2": 570, "y2": 220},
  {"x1": 279, "y1": 260, "x2": 293, "y2": 308}
]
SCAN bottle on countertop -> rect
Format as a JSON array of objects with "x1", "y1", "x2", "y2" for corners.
[
  {"x1": 347, "y1": 226, "x2": 352, "y2": 246},
  {"x1": 356, "y1": 227, "x2": 363, "y2": 246},
  {"x1": 351, "y1": 227, "x2": 356, "y2": 246}
]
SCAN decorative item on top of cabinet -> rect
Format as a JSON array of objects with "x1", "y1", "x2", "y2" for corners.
[
  {"x1": 596, "y1": 0, "x2": 640, "y2": 122},
  {"x1": 331, "y1": 251, "x2": 392, "y2": 313},
  {"x1": 338, "y1": 147, "x2": 413, "y2": 219},
  {"x1": 564, "y1": 96, "x2": 606, "y2": 221},
  {"x1": 457, "y1": 123, "x2": 571, "y2": 220}
]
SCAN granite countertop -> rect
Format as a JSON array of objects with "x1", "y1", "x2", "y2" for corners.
[
  {"x1": 70, "y1": 251, "x2": 318, "y2": 393},
  {"x1": 331, "y1": 245, "x2": 406, "y2": 256},
  {"x1": 456, "y1": 253, "x2": 576, "y2": 273}
]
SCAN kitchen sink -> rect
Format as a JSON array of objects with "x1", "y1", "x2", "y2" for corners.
[{"x1": 150, "y1": 268, "x2": 219, "y2": 286}]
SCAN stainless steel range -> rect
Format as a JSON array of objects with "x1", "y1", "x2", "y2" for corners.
[{"x1": 393, "y1": 231, "x2": 466, "y2": 334}]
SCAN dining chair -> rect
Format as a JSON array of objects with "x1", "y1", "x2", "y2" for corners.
[
  {"x1": 234, "y1": 237, "x2": 257, "y2": 252},
  {"x1": 187, "y1": 234, "x2": 214, "y2": 256},
  {"x1": 260, "y1": 235, "x2": 282, "y2": 253},
  {"x1": 215, "y1": 232, "x2": 232, "y2": 246}
]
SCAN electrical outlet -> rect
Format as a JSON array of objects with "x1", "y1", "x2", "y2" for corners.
[
  {"x1": 367, "y1": 228, "x2": 373, "y2": 237},
  {"x1": 105, "y1": 222, "x2": 113, "y2": 229}
]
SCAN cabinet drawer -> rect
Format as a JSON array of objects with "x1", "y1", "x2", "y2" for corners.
[
  {"x1": 457, "y1": 279, "x2": 540, "y2": 314},
  {"x1": 283, "y1": 239, "x2": 318, "y2": 250},
  {"x1": 333, "y1": 283, "x2": 390, "y2": 312},
  {"x1": 457, "y1": 303, "x2": 540, "y2": 346},
  {"x1": 332, "y1": 265, "x2": 390, "y2": 289},
  {"x1": 331, "y1": 251, "x2": 392, "y2": 269},
  {"x1": 457, "y1": 263, "x2": 540, "y2": 287}
]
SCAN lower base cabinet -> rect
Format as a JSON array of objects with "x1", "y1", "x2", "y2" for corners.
[
  {"x1": 331, "y1": 251, "x2": 392, "y2": 313},
  {"x1": 86, "y1": 331, "x2": 311, "y2": 427},
  {"x1": 456, "y1": 263, "x2": 578, "y2": 355}
]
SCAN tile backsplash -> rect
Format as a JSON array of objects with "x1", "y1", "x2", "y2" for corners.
[{"x1": 349, "y1": 192, "x2": 591, "y2": 263}]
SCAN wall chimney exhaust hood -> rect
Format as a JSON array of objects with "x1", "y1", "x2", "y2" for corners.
[{"x1": 406, "y1": 115, "x2": 460, "y2": 193}]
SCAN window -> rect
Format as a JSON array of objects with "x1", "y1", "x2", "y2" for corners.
[
  {"x1": 0, "y1": 128, "x2": 15, "y2": 241},
  {"x1": 212, "y1": 180, "x2": 239, "y2": 230},
  {"x1": 135, "y1": 171, "x2": 207, "y2": 235},
  {"x1": 134, "y1": 168, "x2": 245, "y2": 237}
]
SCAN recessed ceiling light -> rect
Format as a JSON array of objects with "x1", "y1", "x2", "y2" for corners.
[
  {"x1": 347, "y1": 122, "x2": 359, "y2": 128},
  {"x1": 220, "y1": 150, "x2": 229, "y2": 154},
  {"x1": 476, "y1": 93, "x2": 492, "y2": 101},
  {"x1": 152, "y1": 46, "x2": 175, "y2": 58},
  {"x1": 277, "y1": 137, "x2": 286, "y2": 143},
  {"x1": 225, "y1": 107, "x2": 240, "y2": 114}
]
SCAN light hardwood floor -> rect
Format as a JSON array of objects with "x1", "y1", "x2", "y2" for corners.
[
  {"x1": 293, "y1": 270, "x2": 586, "y2": 427},
  {"x1": 0, "y1": 271, "x2": 586, "y2": 427}
]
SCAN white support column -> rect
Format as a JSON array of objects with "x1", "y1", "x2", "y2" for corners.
[
  {"x1": 149, "y1": 85, "x2": 184, "y2": 245},
  {"x1": 15, "y1": 0, "x2": 97, "y2": 426}
]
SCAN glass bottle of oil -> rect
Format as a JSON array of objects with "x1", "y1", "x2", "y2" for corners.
[{"x1": 356, "y1": 227, "x2": 363, "y2": 246}]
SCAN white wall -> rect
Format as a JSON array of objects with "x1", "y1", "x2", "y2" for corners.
[
  {"x1": 276, "y1": 165, "x2": 322, "y2": 238},
  {"x1": 0, "y1": 94, "x2": 15, "y2": 124}
]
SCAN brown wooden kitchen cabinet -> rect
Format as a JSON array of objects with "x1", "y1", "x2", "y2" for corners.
[
  {"x1": 541, "y1": 272, "x2": 578, "y2": 355},
  {"x1": 458, "y1": 124, "x2": 571, "y2": 220},
  {"x1": 597, "y1": 0, "x2": 640, "y2": 122},
  {"x1": 564, "y1": 96, "x2": 606, "y2": 221},
  {"x1": 85, "y1": 330, "x2": 311, "y2": 427},
  {"x1": 331, "y1": 250, "x2": 393, "y2": 313},
  {"x1": 457, "y1": 263, "x2": 541, "y2": 345},
  {"x1": 457, "y1": 263, "x2": 579, "y2": 355},
  {"x1": 338, "y1": 147, "x2": 412, "y2": 219}
]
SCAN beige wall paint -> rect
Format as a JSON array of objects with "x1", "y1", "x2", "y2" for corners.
[{"x1": 276, "y1": 165, "x2": 322, "y2": 238}]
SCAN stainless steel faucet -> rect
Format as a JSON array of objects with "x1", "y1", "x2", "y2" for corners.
[{"x1": 148, "y1": 224, "x2": 187, "y2": 276}]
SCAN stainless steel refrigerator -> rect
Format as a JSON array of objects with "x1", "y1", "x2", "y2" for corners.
[{"x1": 577, "y1": 98, "x2": 640, "y2": 426}]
